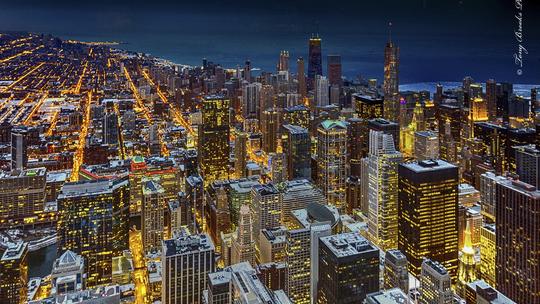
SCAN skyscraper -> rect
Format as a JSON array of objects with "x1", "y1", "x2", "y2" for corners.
[
  {"x1": 398, "y1": 160, "x2": 459, "y2": 281},
  {"x1": 317, "y1": 120, "x2": 348, "y2": 208},
  {"x1": 102, "y1": 112, "x2": 119, "y2": 145},
  {"x1": 280, "y1": 179, "x2": 326, "y2": 227},
  {"x1": 314, "y1": 75, "x2": 329, "y2": 107},
  {"x1": 261, "y1": 107, "x2": 282, "y2": 153},
  {"x1": 242, "y1": 82, "x2": 262, "y2": 119},
  {"x1": 384, "y1": 249, "x2": 409, "y2": 293},
  {"x1": 297, "y1": 57, "x2": 307, "y2": 97},
  {"x1": 0, "y1": 167, "x2": 46, "y2": 228},
  {"x1": 307, "y1": 34, "x2": 322, "y2": 89},
  {"x1": 278, "y1": 50, "x2": 289, "y2": 72},
  {"x1": 11, "y1": 128, "x2": 28, "y2": 170},
  {"x1": 141, "y1": 179, "x2": 165, "y2": 253},
  {"x1": 162, "y1": 232, "x2": 215, "y2": 304},
  {"x1": 419, "y1": 259, "x2": 453, "y2": 304},
  {"x1": 486, "y1": 79, "x2": 497, "y2": 120},
  {"x1": 457, "y1": 223, "x2": 478, "y2": 297},
  {"x1": 383, "y1": 29, "x2": 399, "y2": 123},
  {"x1": 282, "y1": 124, "x2": 311, "y2": 180},
  {"x1": 234, "y1": 132, "x2": 248, "y2": 178},
  {"x1": 231, "y1": 204, "x2": 256, "y2": 266},
  {"x1": 251, "y1": 183, "x2": 282, "y2": 258},
  {"x1": 414, "y1": 130, "x2": 439, "y2": 161},
  {"x1": 327, "y1": 54, "x2": 342, "y2": 86},
  {"x1": 346, "y1": 117, "x2": 368, "y2": 177},
  {"x1": 317, "y1": 233, "x2": 380, "y2": 303},
  {"x1": 366, "y1": 130, "x2": 402, "y2": 251},
  {"x1": 0, "y1": 242, "x2": 28, "y2": 304},
  {"x1": 57, "y1": 178, "x2": 130, "y2": 287},
  {"x1": 368, "y1": 118, "x2": 400, "y2": 150},
  {"x1": 479, "y1": 224, "x2": 496, "y2": 288},
  {"x1": 285, "y1": 203, "x2": 337, "y2": 303},
  {"x1": 198, "y1": 95, "x2": 230, "y2": 185},
  {"x1": 514, "y1": 144, "x2": 540, "y2": 188},
  {"x1": 496, "y1": 178, "x2": 540, "y2": 303}
]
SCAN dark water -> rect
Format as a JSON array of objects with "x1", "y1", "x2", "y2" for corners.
[
  {"x1": 1, "y1": 1, "x2": 539, "y2": 84},
  {"x1": 28, "y1": 243, "x2": 57, "y2": 278}
]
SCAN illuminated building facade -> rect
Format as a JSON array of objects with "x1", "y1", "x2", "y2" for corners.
[
  {"x1": 457, "y1": 223, "x2": 478, "y2": 297},
  {"x1": 280, "y1": 179, "x2": 326, "y2": 228},
  {"x1": 0, "y1": 167, "x2": 46, "y2": 228},
  {"x1": 366, "y1": 130, "x2": 402, "y2": 250},
  {"x1": 129, "y1": 156, "x2": 180, "y2": 215},
  {"x1": 317, "y1": 120, "x2": 348, "y2": 208},
  {"x1": 398, "y1": 160, "x2": 459, "y2": 281},
  {"x1": 317, "y1": 233, "x2": 379, "y2": 303},
  {"x1": 352, "y1": 94, "x2": 383, "y2": 120},
  {"x1": 383, "y1": 38, "x2": 399, "y2": 123},
  {"x1": 438, "y1": 104, "x2": 461, "y2": 163},
  {"x1": 286, "y1": 203, "x2": 338, "y2": 303},
  {"x1": 480, "y1": 224, "x2": 496, "y2": 288},
  {"x1": 0, "y1": 242, "x2": 28, "y2": 304},
  {"x1": 384, "y1": 249, "x2": 409, "y2": 293},
  {"x1": 57, "y1": 178, "x2": 129, "y2": 287},
  {"x1": 346, "y1": 117, "x2": 368, "y2": 177},
  {"x1": 307, "y1": 34, "x2": 322, "y2": 88},
  {"x1": 228, "y1": 178, "x2": 260, "y2": 227},
  {"x1": 314, "y1": 75, "x2": 329, "y2": 107},
  {"x1": 11, "y1": 127, "x2": 28, "y2": 170},
  {"x1": 51, "y1": 250, "x2": 85, "y2": 295},
  {"x1": 142, "y1": 179, "x2": 165, "y2": 252},
  {"x1": 234, "y1": 132, "x2": 248, "y2": 178},
  {"x1": 414, "y1": 131, "x2": 439, "y2": 161},
  {"x1": 259, "y1": 227, "x2": 287, "y2": 264},
  {"x1": 282, "y1": 124, "x2": 311, "y2": 180},
  {"x1": 261, "y1": 107, "x2": 282, "y2": 154},
  {"x1": 231, "y1": 204, "x2": 256, "y2": 266},
  {"x1": 283, "y1": 105, "x2": 310, "y2": 130},
  {"x1": 496, "y1": 178, "x2": 540, "y2": 303},
  {"x1": 162, "y1": 233, "x2": 215, "y2": 304},
  {"x1": 198, "y1": 95, "x2": 230, "y2": 185},
  {"x1": 474, "y1": 122, "x2": 536, "y2": 174},
  {"x1": 251, "y1": 183, "x2": 281, "y2": 253},
  {"x1": 419, "y1": 259, "x2": 453, "y2": 304},
  {"x1": 368, "y1": 118, "x2": 400, "y2": 151},
  {"x1": 514, "y1": 144, "x2": 540, "y2": 188}
]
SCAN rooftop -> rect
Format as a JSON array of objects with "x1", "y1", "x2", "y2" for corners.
[
  {"x1": 401, "y1": 159, "x2": 457, "y2": 173},
  {"x1": 319, "y1": 232, "x2": 376, "y2": 258},
  {"x1": 1, "y1": 242, "x2": 27, "y2": 261},
  {"x1": 163, "y1": 232, "x2": 214, "y2": 257}
]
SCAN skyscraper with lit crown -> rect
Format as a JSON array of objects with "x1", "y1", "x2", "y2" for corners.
[{"x1": 308, "y1": 34, "x2": 322, "y2": 89}]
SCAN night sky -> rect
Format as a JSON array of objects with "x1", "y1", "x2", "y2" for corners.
[{"x1": 1, "y1": 0, "x2": 539, "y2": 83}]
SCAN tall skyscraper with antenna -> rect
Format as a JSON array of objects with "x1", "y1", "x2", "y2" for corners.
[
  {"x1": 383, "y1": 23, "x2": 399, "y2": 123},
  {"x1": 308, "y1": 34, "x2": 322, "y2": 90}
]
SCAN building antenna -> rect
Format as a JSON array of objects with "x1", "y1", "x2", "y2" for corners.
[{"x1": 388, "y1": 21, "x2": 393, "y2": 43}]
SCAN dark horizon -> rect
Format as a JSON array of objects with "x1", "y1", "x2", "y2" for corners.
[{"x1": 1, "y1": 0, "x2": 539, "y2": 84}]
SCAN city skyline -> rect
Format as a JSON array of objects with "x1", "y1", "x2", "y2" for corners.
[
  {"x1": 1, "y1": 0, "x2": 539, "y2": 83},
  {"x1": 0, "y1": 2, "x2": 539, "y2": 304}
]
